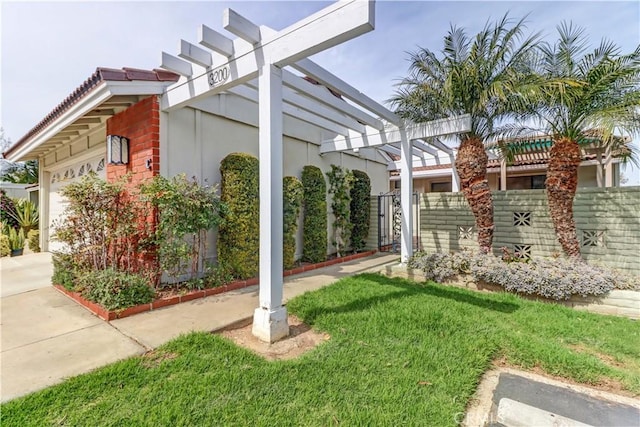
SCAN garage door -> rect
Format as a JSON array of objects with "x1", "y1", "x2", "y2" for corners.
[{"x1": 48, "y1": 156, "x2": 105, "y2": 252}]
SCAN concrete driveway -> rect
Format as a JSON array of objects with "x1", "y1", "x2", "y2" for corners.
[{"x1": 0, "y1": 252, "x2": 146, "y2": 402}]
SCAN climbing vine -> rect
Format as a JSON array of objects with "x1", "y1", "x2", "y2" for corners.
[
  {"x1": 350, "y1": 170, "x2": 371, "y2": 252},
  {"x1": 283, "y1": 176, "x2": 303, "y2": 270},
  {"x1": 326, "y1": 164, "x2": 353, "y2": 257},
  {"x1": 301, "y1": 165, "x2": 327, "y2": 263},
  {"x1": 218, "y1": 153, "x2": 260, "y2": 279}
]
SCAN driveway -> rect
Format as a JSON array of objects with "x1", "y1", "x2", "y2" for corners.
[{"x1": 0, "y1": 252, "x2": 146, "y2": 402}]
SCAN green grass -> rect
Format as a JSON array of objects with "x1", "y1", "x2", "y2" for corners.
[{"x1": 3, "y1": 274, "x2": 639, "y2": 426}]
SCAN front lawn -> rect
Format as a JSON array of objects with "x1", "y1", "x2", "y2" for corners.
[{"x1": 3, "y1": 274, "x2": 638, "y2": 426}]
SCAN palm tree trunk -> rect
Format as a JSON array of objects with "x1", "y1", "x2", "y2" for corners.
[
  {"x1": 546, "y1": 137, "x2": 582, "y2": 258},
  {"x1": 455, "y1": 136, "x2": 493, "y2": 252}
]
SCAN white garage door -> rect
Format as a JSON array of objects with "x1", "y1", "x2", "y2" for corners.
[{"x1": 48, "y1": 156, "x2": 105, "y2": 252}]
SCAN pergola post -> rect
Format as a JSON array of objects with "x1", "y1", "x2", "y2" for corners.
[
  {"x1": 400, "y1": 125, "x2": 413, "y2": 263},
  {"x1": 252, "y1": 63, "x2": 288, "y2": 343},
  {"x1": 500, "y1": 159, "x2": 507, "y2": 190},
  {"x1": 450, "y1": 153, "x2": 460, "y2": 192}
]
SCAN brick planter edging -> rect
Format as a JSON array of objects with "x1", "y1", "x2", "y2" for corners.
[
  {"x1": 383, "y1": 265, "x2": 640, "y2": 320},
  {"x1": 53, "y1": 249, "x2": 378, "y2": 321}
]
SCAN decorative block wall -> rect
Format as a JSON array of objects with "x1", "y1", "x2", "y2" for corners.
[{"x1": 416, "y1": 187, "x2": 640, "y2": 275}]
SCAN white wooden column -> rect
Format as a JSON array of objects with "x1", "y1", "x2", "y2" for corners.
[
  {"x1": 604, "y1": 146, "x2": 613, "y2": 187},
  {"x1": 449, "y1": 153, "x2": 460, "y2": 192},
  {"x1": 400, "y1": 126, "x2": 413, "y2": 263},
  {"x1": 252, "y1": 63, "x2": 289, "y2": 343},
  {"x1": 500, "y1": 159, "x2": 507, "y2": 190}
]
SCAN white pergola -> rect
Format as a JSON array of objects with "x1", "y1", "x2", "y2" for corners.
[{"x1": 159, "y1": 0, "x2": 470, "y2": 342}]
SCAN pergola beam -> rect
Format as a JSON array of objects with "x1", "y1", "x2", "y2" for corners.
[
  {"x1": 224, "y1": 8, "x2": 261, "y2": 44},
  {"x1": 227, "y1": 85, "x2": 351, "y2": 135},
  {"x1": 281, "y1": 70, "x2": 383, "y2": 130},
  {"x1": 412, "y1": 139, "x2": 440, "y2": 157},
  {"x1": 199, "y1": 25, "x2": 234, "y2": 57},
  {"x1": 179, "y1": 39, "x2": 213, "y2": 68},
  {"x1": 242, "y1": 79, "x2": 367, "y2": 133},
  {"x1": 428, "y1": 137, "x2": 454, "y2": 155},
  {"x1": 161, "y1": 1, "x2": 374, "y2": 111},
  {"x1": 320, "y1": 115, "x2": 471, "y2": 153},
  {"x1": 161, "y1": 52, "x2": 193, "y2": 77}
]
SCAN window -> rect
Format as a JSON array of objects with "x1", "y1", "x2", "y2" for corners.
[
  {"x1": 431, "y1": 182, "x2": 452, "y2": 192},
  {"x1": 505, "y1": 175, "x2": 546, "y2": 190}
]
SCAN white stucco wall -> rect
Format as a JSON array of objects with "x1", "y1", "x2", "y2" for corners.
[{"x1": 163, "y1": 96, "x2": 389, "y2": 262}]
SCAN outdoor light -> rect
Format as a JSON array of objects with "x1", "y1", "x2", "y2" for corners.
[{"x1": 107, "y1": 135, "x2": 129, "y2": 165}]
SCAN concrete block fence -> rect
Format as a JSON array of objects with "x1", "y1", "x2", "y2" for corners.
[{"x1": 367, "y1": 187, "x2": 640, "y2": 276}]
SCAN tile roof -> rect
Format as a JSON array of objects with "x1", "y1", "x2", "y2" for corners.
[{"x1": 5, "y1": 67, "x2": 179, "y2": 158}]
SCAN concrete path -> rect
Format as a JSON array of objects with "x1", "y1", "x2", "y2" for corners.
[
  {"x1": 465, "y1": 367, "x2": 640, "y2": 427},
  {"x1": 0, "y1": 252, "x2": 398, "y2": 402}
]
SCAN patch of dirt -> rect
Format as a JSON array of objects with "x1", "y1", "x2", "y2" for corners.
[
  {"x1": 219, "y1": 315, "x2": 329, "y2": 361},
  {"x1": 141, "y1": 349, "x2": 179, "y2": 368},
  {"x1": 568, "y1": 343, "x2": 626, "y2": 368},
  {"x1": 492, "y1": 356, "x2": 637, "y2": 398}
]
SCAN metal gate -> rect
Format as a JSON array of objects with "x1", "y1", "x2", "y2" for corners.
[{"x1": 377, "y1": 190, "x2": 420, "y2": 252}]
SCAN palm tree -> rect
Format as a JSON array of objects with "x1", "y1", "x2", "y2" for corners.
[
  {"x1": 391, "y1": 15, "x2": 540, "y2": 253},
  {"x1": 527, "y1": 23, "x2": 640, "y2": 257}
]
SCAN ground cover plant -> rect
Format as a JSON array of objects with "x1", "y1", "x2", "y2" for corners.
[
  {"x1": 3, "y1": 274, "x2": 638, "y2": 426},
  {"x1": 408, "y1": 250, "x2": 640, "y2": 300}
]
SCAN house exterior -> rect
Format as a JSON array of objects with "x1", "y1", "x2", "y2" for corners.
[{"x1": 4, "y1": 68, "x2": 392, "y2": 257}]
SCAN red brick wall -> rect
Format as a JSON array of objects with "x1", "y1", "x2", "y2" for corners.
[
  {"x1": 106, "y1": 96, "x2": 160, "y2": 278},
  {"x1": 106, "y1": 96, "x2": 160, "y2": 184}
]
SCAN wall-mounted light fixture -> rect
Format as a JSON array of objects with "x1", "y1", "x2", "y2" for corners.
[{"x1": 107, "y1": 135, "x2": 129, "y2": 165}]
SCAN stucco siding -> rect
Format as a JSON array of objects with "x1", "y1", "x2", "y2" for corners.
[{"x1": 165, "y1": 105, "x2": 389, "y2": 262}]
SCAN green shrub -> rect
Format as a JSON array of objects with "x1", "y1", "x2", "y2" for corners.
[
  {"x1": 283, "y1": 176, "x2": 303, "y2": 270},
  {"x1": 79, "y1": 268, "x2": 155, "y2": 311},
  {"x1": 327, "y1": 165, "x2": 353, "y2": 257},
  {"x1": 407, "y1": 251, "x2": 632, "y2": 300},
  {"x1": 301, "y1": 165, "x2": 327, "y2": 263},
  {"x1": 0, "y1": 234, "x2": 9, "y2": 257},
  {"x1": 52, "y1": 253, "x2": 78, "y2": 291},
  {"x1": 139, "y1": 174, "x2": 226, "y2": 283},
  {"x1": 27, "y1": 229, "x2": 40, "y2": 252},
  {"x1": 218, "y1": 153, "x2": 259, "y2": 279},
  {"x1": 7, "y1": 227, "x2": 25, "y2": 250},
  {"x1": 53, "y1": 173, "x2": 146, "y2": 274},
  {"x1": 9, "y1": 199, "x2": 39, "y2": 234},
  {"x1": 350, "y1": 170, "x2": 371, "y2": 252}
]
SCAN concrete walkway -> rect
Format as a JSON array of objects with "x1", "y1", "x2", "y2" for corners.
[{"x1": 0, "y1": 252, "x2": 398, "y2": 402}]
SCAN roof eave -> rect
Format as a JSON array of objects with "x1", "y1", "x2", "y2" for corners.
[{"x1": 4, "y1": 80, "x2": 173, "y2": 162}]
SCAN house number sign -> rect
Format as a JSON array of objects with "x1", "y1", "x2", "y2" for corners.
[{"x1": 208, "y1": 66, "x2": 230, "y2": 87}]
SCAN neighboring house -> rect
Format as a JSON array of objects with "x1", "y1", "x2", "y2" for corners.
[
  {"x1": 388, "y1": 137, "x2": 628, "y2": 193},
  {"x1": 0, "y1": 182, "x2": 31, "y2": 201}
]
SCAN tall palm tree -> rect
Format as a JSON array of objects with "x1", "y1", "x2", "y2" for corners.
[
  {"x1": 391, "y1": 15, "x2": 540, "y2": 253},
  {"x1": 528, "y1": 23, "x2": 640, "y2": 257}
]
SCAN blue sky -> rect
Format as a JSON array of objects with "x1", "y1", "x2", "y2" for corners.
[{"x1": 1, "y1": 1, "x2": 639, "y2": 183}]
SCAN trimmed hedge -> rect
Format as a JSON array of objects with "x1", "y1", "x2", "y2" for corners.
[
  {"x1": 283, "y1": 176, "x2": 303, "y2": 270},
  {"x1": 350, "y1": 170, "x2": 371, "y2": 252},
  {"x1": 218, "y1": 153, "x2": 260, "y2": 279},
  {"x1": 302, "y1": 165, "x2": 327, "y2": 263}
]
